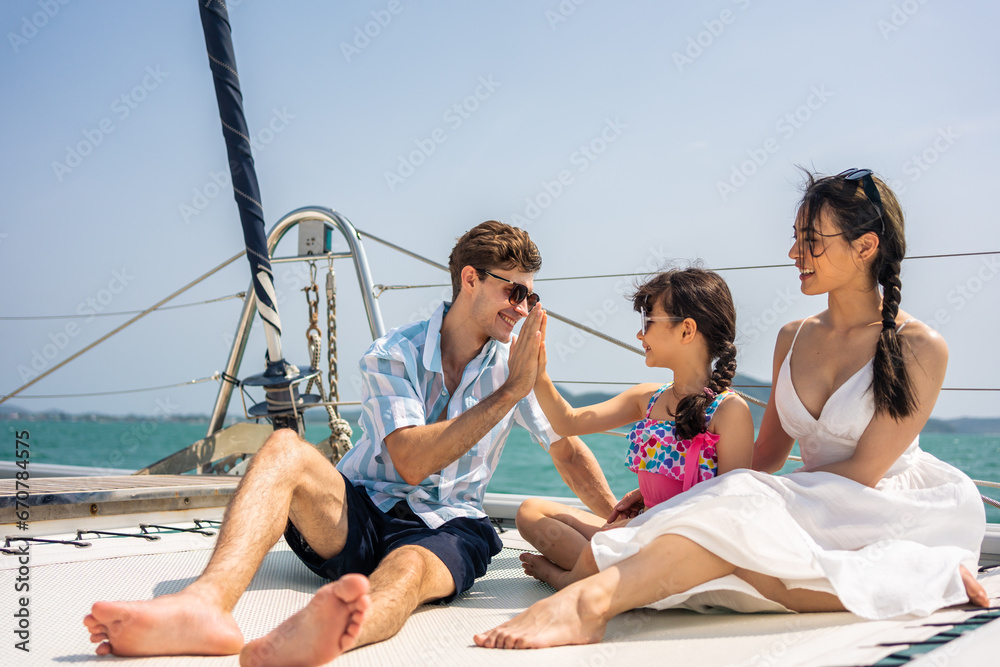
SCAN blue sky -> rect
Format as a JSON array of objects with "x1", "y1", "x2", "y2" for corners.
[{"x1": 1, "y1": 1, "x2": 998, "y2": 420}]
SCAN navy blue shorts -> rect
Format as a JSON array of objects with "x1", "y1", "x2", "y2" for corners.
[{"x1": 283, "y1": 471, "x2": 502, "y2": 603}]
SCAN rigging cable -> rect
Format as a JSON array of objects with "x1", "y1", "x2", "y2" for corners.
[
  {"x1": 358, "y1": 230, "x2": 998, "y2": 404},
  {"x1": 0, "y1": 250, "x2": 246, "y2": 407},
  {"x1": 0, "y1": 293, "x2": 246, "y2": 320},
  {"x1": 2, "y1": 374, "x2": 221, "y2": 399}
]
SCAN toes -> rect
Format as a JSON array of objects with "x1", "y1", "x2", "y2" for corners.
[{"x1": 96, "y1": 641, "x2": 112, "y2": 656}]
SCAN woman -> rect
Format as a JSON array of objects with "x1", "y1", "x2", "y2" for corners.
[{"x1": 474, "y1": 168, "x2": 989, "y2": 650}]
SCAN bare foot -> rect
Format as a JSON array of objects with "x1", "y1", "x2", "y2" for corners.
[
  {"x1": 240, "y1": 574, "x2": 371, "y2": 667},
  {"x1": 474, "y1": 581, "x2": 608, "y2": 650},
  {"x1": 83, "y1": 589, "x2": 244, "y2": 656},
  {"x1": 961, "y1": 566, "x2": 990, "y2": 607},
  {"x1": 520, "y1": 552, "x2": 574, "y2": 590}
]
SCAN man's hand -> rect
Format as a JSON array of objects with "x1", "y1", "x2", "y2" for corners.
[
  {"x1": 599, "y1": 516, "x2": 633, "y2": 531},
  {"x1": 503, "y1": 306, "x2": 543, "y2": 401},
  {"x1": 605, "y1": 488, "x2": 644, "y2": 524}
]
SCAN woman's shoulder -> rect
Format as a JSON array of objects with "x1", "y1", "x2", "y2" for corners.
[
  {"x1": 772, "y1": 315, "x2": 818, "y2": 359},
  {"x1": 896, "y1": 315, "x2": 949, "y2": 366}
]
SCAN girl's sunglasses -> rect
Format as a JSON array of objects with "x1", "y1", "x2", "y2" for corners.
[
  {"x1": 639, "y1": 306, "x2": 684, "y2": 335},
  {"x1": 477, "y1": 268, "x2": 540, "y2": 310}
]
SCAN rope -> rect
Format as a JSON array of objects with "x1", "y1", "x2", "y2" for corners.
[
  {"x1": 0, "y1": 293, "x2": 246, "y2": 321},
  {"x1": 323, "y1": 262, "x2": 353, "y2": 463},
  {"x1": 0, "y1": 250, "x2": 246, "y2": 407},
  {"x1": 1, "y1": 374, "x2": 221, "y2": 399}
]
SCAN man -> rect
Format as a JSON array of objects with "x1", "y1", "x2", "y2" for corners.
[{"x1": 84, "y1": 221, "x2": 616, "y2": 665}]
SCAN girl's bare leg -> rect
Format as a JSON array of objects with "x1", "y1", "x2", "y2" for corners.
[
  {"x1": 522, "y1": 537, "x2": 602, "y2": 591},
  {"x1": 516, "y1": 498, "x2": 606, "y2": 570}
]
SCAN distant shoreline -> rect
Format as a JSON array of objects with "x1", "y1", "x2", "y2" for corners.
[{"x1": 3, "y1": 404, "x2": 997, "y2": 435}]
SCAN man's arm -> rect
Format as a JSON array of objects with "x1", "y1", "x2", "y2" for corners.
[
  {"x1": 385, "y1": 307, "x2": 544, "y2": 486},
  {"x1": 548, "y1": 435, "x2": 616, "y2": 518},
  {"x1": 386, "y1": 387, "x2": 524, "y2": 485}
]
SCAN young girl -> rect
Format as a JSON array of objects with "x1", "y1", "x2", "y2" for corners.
[{"x1": 516, "y1": 268, "x2": 755, "y2": 590}]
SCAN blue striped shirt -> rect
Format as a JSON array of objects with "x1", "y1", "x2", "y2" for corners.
[{"x1": 337, "y1": 302, "x2": 557, "y2": 528}]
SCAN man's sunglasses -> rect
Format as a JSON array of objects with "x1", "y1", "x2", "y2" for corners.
[
  {"x1": 838, "y1": 168, "x2": 885, "y2": 236},
  {"x1": 477, "y1": 268, "x2": 540, "y2": 310},
  {"x1": 639, "y1": 306, "x2": 684, "y2": 335}
]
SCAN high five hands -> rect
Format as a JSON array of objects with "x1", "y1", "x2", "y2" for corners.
[{"x1": 504, "y1": 306, "x2": 547, "y2": 401}]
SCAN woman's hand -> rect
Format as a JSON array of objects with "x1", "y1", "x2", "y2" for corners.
[{"x1": 606, "y1": 488, "x2": 644, "y2": 523}]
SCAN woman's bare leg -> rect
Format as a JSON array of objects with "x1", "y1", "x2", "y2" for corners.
[
  {"x1": 961, "y1": 566, "x2": 990, "y2": 607},
  {"x1": 475, "y1": 533, "x2": 736, "y2": 649}
]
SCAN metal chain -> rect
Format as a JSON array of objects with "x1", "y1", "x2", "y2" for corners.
[{"x1": 325, "y1": 261, "x2": 353, "y2": 463}]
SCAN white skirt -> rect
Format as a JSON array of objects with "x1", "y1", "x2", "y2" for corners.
[{"x1": 590, "y1": 461, "x2": 985, "y2": 619}]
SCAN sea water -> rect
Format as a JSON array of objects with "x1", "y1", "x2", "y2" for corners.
[{"x1": 5, "y1": 420, "x2": 998, "y2": 523}]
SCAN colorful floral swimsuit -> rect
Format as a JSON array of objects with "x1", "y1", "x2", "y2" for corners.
[{"x1": 626, "y1": 383, "x2": 733, "y2": 508}]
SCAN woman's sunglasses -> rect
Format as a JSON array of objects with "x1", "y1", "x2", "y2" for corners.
[
  {"x1": 639, "y1": 306, "x2": 684, "y2": 335},
  {"x1": 477, "y1": 268, "x2": 540, "y2": 310},
  {"x1": 838, "y1": 168, "x2": 885, "y2": 236}
]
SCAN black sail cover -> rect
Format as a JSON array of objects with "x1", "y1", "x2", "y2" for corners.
[{"x1": 198, "y1": 0, "x2": 290, "y2": 377}]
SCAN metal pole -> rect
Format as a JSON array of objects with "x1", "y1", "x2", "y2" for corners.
[{"x1": 206, "y1": 207, "x2": 385, "y2": 435}]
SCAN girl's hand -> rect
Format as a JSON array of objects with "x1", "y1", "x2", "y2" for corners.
[
  {"x1": 535, "y1": 310, "x2": 548, "y2": 387},
  {"x1": 606, "y1": 488, "x2": 644, "y2": 523}
]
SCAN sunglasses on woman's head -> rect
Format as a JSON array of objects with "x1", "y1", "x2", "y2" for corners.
[
  {"x1": 639, "y1": 306, "x2": 684, "y2": 335},
  {"x1": 838, "y1": 168, "x2": 885, "y2": 236},
  {"x1": 477, "y1": 268, "x2": 540, "y2": 310}
]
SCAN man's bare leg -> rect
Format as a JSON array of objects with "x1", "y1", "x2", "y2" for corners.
[
  {"x1": 83, "y1": 430, "x2": 353, "y2": 657},
  {"x1": 241, "y1": 544, "x2": 454, "y2": 665},
  {"x1": 239, "y1": 574, "x2": 372, "y2": 667}
]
